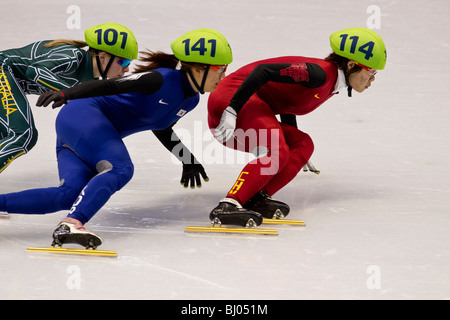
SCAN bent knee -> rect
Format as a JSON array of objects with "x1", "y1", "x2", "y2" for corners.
[
  {"x1": 28, "y1": 127, "x2": 39, "y2": 151},
  {"x1": 286, "y1": 130, "x2": 315, "y2": 161},
  {"x1": 117, "y1": 162, "x2": 134, "y2": 189},
  {"x1": 96, "y1": 160, "x2": 134, "y2": 190},
  {"x1": 298, "y1": 132, "x2": 314, "y2": 161},
  {"x1": 1, "y1": 126, "x2": 38, "y2": 152}
]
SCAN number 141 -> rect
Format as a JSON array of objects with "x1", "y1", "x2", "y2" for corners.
[{"x1": 182, "y1": 38, "x2": 216, "y2": 57}]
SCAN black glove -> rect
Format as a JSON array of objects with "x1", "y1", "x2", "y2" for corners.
[
  {"x1": 36, "y1": 91, "x2": 67, "y2": 109},
  {"x1": 181, "y1": 163, "x2": 209, "y2": 189}
]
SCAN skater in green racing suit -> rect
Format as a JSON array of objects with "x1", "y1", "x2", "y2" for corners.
[{"x1": 0, "y1": 22, "x2": 138, "y2": 174}]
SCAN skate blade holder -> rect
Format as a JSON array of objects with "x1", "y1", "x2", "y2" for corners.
[
  {"x1": 262, "y1": 218, "x2": 306, "y2": 226},
  {"x1": 262, "y1": 210, "x2": 306, "y2": 226},
  {"x1": 26, "y1": 246, "x2": 118, "y2": 257},
  {"x1": 272, "y1": 209, "x2": 285, "y2": 220},
  {"x1": 185, "y1": 218, "x2": 278, "y2": 236}
]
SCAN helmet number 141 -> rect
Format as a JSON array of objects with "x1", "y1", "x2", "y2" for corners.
[{"x1": 182, "y1": 38, "x2": 217, "y2": 57}]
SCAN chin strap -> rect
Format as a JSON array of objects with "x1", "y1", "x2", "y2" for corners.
[
  {"x1": 188, "y1": 65, "x2": 210, "y2": 94},
  {"x1": 96, "y1": 54, "x2": 115, "y2": 79},
  {"x1": 344, "y1": 69, "x2": 353, "y2": 97}
]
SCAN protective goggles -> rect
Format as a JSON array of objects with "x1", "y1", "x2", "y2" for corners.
[
  {"x1": 117, "y1": 58, "x2": 132, "y2": 68},
  {"x1": 210, "y1": 65, "x2": 228, "y2": 73},
  {"x1": 354, "y1": 61, "x2": 377, "y2": 76}
]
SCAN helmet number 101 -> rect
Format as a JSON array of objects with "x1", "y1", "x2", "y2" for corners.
[
  {"x1": 182, "y1": 38, "x2": 217, "y2": 57},
  {"x1": 339, "y1": 34, "x2": 374, "y2": 61},
  {"x1": 94, "y1": 28, "x2": 128, "y2": 50}
]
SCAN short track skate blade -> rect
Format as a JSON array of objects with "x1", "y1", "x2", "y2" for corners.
[
  {"x1": 262, "y1": 218, "x2": 306, "y2": 226},
  {"x1": 26, "y1": 246, "x2": 117, "y2": 257},
  {"x1": 185, "y1": 226, "x2": 278, "y2": 235}
]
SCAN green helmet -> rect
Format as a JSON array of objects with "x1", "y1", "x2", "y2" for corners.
[
  {"x1": 171, "y1": 28, "x2": 233, "y2": 65},
  {"x1": 85, "y1": 23, "x2": 138, "y2": 60},
  {"x1": 330, "y1": 27, "x2": 386, "y2": 70}
]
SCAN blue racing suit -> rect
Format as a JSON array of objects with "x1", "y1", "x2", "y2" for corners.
[{"x1": 0, "y1": 68, "x2": 200, "y2": 224}]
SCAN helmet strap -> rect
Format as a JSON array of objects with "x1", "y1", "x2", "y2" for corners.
[
  {"x1": 187, "y1": 65, "x2": 210, "y2": 94},
  {"x1": 344, "y1": 67, "x2": 353, "y2": 97},
  {"x1": 96, "y1": 53, "x2": 116, "y2": 79},
  {"x1": 347, "y1": 86, "x2": 353, "y2": 97}
]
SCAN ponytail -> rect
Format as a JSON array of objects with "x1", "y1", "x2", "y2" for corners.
[
  {"x1": 44, "y1": 40, "x2": 88, "y2": 48},
  {"x1": 133, "y1": 49, "x2": 208, "y2": 74},
  {"x1": 133, "y1": 50, "x2": 178, "y2": 73}
]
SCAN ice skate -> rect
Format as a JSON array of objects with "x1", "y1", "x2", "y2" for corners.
[
  {"x1": 244, "y1": 191, "x2": 290, "y2": 219},
  {"x1": 209, "y1": 198, "x2": 263, "y2": 228},
  {"x1": 51, "y1": 218, "x2": 102, "y2": 249}
]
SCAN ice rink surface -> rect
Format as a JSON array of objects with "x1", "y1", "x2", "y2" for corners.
[{"x1": 1, "y1": 0, "x2": 449, "y2": 301}]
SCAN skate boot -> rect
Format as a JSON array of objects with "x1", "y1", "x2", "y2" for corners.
[
  {"x1": 209, "y1": 198, "x2": 263, "y2": 228},
  {"x1": 52, "y1": 218, "x2": 102, "y2": 249},
  {"x1": 244, "y1": 191, "x2": 290, "y2": 219}
]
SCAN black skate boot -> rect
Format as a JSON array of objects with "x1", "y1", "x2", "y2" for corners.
[
  {"x1": 52, "y1": 219, "x2": 102, "y2": 249},
  {"x1": 244, "y1": 191, "x2": 290, "y2": 219},
  {"x1": 209, "y1": 198, "x2": 263, "y2": 228}
]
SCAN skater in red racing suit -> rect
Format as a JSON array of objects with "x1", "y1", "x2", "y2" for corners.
[{"x1": 208, "y1": 27, "x2": 387, "y2": 227}]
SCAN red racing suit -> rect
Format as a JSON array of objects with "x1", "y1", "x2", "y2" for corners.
[{"x1": 208, "y1": 56, "x2": 340, "y2": 205}]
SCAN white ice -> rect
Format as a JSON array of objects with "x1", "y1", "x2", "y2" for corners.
[{"x1": 0, "y1": 0, "x2": 449, "y2": 300}]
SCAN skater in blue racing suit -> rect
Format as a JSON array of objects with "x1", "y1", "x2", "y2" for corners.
[{"x1": 0, "y1": 29, "x2": 233, "y2": 248}]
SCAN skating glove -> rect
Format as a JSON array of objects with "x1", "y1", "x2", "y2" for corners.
[
  {"x1": 36, "y1": 90, "x2": 68, "y2": 109},
  {"x1": 214, "y1": 106, "x2": 237, "y2": 143},
  {"x1": 181, "y1": 162, "x2": 209, "y2": 189}
]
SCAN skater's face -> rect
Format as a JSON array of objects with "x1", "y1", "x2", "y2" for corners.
[
  {"x1": 106, "y1": 55, "x2": 130, "y2": 78},
  {"x1": 347, "y1": 61, "x2": 376, "y2": 93},
  {"x1": 189, "y1": 65, "x2": 227, "y2": 93},
  {"x1": 205, "y1": 65, "x2": 227, "y2": 92},
  {"x1": 95, "y1": 52, "x2": 130, "y2": 79}
]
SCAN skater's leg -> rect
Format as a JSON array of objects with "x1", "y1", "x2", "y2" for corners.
[
  {"x1": 0, "y1": 146, "x2": 95, "y2": 214},
  {"x1": 224, "y1": 101, "x2": 291, "y2": 205},
  {"x1": 208, "y1": 98, "x2": 291, "y2": 226},
  {"x1": 60, "y1": 129, "x2": 134, "y2": 224},
  {"x1": 240, "y1": 125, "x2": 314, "y2": 218},
  {"x1": 65, "y1": 156, "x2": 134, "y2": 224},
  {"x1": 0, "y1": 62, "x2": 38, "y2": 173},
  {"x1": 51, "y1": 102, "x2": 134, "y2": 247},
  {"x1": 49, "y1": 101, "x2": 134, "y2": 225},
  {"x1": 263, "y1": 123, "x2": 314, "y2": 196}
]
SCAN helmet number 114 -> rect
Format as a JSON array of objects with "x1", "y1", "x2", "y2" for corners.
[{"x1": 339, "y1": 34, "x2": 374, "y2": 61}]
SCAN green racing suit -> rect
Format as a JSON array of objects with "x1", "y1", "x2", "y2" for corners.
[{"x1": 0, "y1": 40, "x2": 95, "y2": 173}]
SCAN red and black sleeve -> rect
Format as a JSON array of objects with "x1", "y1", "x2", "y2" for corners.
[{"x1": 229, "y1": 63, "x2": 327, "y2": 113}]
